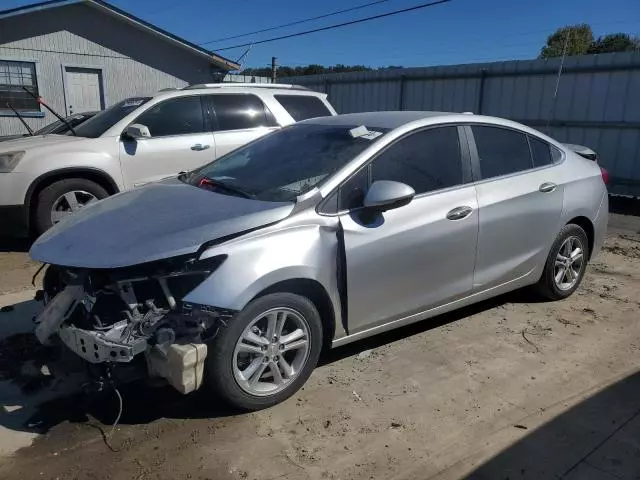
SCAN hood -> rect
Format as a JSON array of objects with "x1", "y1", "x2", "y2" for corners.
[
  {"x1": 0, "y1": 134, "x2": 28, "y2": 142},
  {"x1": 0, "y1": 134, "x2": 86, "y2": 151},
  {"x1": 30, "y1": 179, "x2": 294, "y2": 269}
]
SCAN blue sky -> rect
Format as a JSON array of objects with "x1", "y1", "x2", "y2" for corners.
[{"x1": 4, "y1": 0, "x2": 640, "y2": 69}]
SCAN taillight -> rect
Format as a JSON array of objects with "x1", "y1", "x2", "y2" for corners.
[{"x1": 600, "y1": 167, "x2": 610, "y2": 185}]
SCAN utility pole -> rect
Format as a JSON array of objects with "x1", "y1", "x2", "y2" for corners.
[{"x1": 271, "y1": 56, "x2": 277, "y2": 84}]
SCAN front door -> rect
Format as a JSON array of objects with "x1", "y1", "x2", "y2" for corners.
[
  {"x1": 339, "y1": 126, "x2": 479, "y2": 333},
  {"x1": 208, "y1": 94, "x2": 280, "y2": 158},
  {"x1": 65, "y1": 67, "x2": 104, "y2": 114},
  {"x1": 467, "y1": 125, "x2": 565, "y2": 289},
  {"x1": 119, "y1": 95, "x2": 215, "y2": 188}
]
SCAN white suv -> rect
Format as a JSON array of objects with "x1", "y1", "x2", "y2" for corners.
[{"x1": 0, "y1": 84, "x2": 336, "y2": 236}]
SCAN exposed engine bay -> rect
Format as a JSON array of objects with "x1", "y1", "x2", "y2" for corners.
[{"x1": 35, "y1": 255, "x2": 231, "y2": 394}]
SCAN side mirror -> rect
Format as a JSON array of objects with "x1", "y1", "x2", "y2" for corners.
[
  {"x1": 363, "y1": 180, "x2": 415, "y2": 212},
  {"x1": 122, "y1": 123, "x2": 151, "y2": 140}
]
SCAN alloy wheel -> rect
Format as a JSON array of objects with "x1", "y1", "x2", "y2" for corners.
[
  {"x1": 50, "y1": 190, "x2": 98, "y2": 224},
  {"x1": 554, "y1": 236, "x2": 584, "y2": 291},
  {"x1": 232, "y1": 307, "x2": 310, "y2": 397}
]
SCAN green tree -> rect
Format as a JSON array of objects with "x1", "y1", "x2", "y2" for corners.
[
  {"x1": 239, "y1": 64, "x2": 373, "y2": 78},
  {"x1": 539, "y1": 24, "x2": 594, "y2": 58},
  {"x1": 588, "y1": 33, "x2": 640, "y2": 53}
]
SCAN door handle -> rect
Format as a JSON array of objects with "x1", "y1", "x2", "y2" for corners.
[
  {"x1": 539, "y1": 182, "x2": 557, "y2": 193},
  {"x1": 191, "y1": 144, "x2": 210, "y2": 151},
  {"x1": 446, "y1": 206, "x2": 473, "y2": 220}
]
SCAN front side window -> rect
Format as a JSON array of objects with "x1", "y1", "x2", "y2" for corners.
[
  {"x1": 75, "y1": 97, "x2": 150, "y2": 138},
  {"x1": 371, "y1": 126, "x2": 464, "y2": 195},
  {"x1": 133, "y1": 96, "x2": 205, "y2": 137},
  {"x1": 210, "y1": 94, "x2": 277, "y2": 131},
  {"x1": 188, "y1": 123, "x2": 388, "y2": 202},
  {"x1": 0, "y1": 60, "x2": 39, "y2": 112},
  {"x1": 274, "y1": 94, "x2": 332, "y2": 121},
  {"x1": 472, "y1": 126, "x2": 533, "y2": 179}
]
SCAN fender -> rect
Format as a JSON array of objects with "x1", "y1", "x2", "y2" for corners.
[
  {"x1": 183, "y1": 219, "x2": 346, "y2": 339},
  {"x1": 25, "y1": 167, "x2": 121, "y2": 208}
]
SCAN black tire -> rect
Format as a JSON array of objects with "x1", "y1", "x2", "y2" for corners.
[
  {"x1": 34, "y1": 178, "x2": 109, "y2": 235},
  {"x1": 536, "y1": 223, "x2": 590, "y2": 300},
  {"x1": 205, "y1": 292, "x2": 323, "y2": 411}
]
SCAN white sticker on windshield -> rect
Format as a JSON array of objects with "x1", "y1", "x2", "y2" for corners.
[
  {"x1": 349, "y1": 125, "x2": 383, "y2": 140},
  {"x1": 122, "y1": 99, "x2": 145, "y2": 108},
  {"x1": 361, "y1": 131, "x2": 383, "y2": 140}
]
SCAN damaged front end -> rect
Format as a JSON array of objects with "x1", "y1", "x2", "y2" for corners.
[{"x1": 35, "y1": 255, "x2": 230, "y2": 394}]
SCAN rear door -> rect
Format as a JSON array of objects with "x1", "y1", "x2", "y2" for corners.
[
  {"x1": 467, "y1": 125, "x2": 564, "y2": 290},
  {"x1": 119, "y1": 95, "x2": 215, "y2": 187},
  {"x1": 208, "y1": 94, "x2": 279, "y2": 158},
  {"x1": 332, "y1": 126, "x2": 478, "y2": 333}
]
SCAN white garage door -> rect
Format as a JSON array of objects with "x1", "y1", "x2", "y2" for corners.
[{"x1": 65, "y1": 67, "x2": 104, "y2": 114}]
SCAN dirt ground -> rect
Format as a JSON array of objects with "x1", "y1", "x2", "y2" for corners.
[{"x1": 0, "y1": 213, "x2": 639, "y2": 480}]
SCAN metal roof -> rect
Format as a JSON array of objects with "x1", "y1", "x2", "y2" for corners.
[
  {"x1": 302, "y1": 111, "x2": 457, "y2": 129},
  {"x1": 0, "y1": 0, "x2": 240, "y2": 71}
]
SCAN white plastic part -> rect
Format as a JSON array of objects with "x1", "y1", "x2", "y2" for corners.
[{"x1": 146, "y1": 343, "x2": 207, "y2": 394}]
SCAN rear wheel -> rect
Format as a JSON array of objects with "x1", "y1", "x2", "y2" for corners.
[
  {"x1": 536, "y1": 224, "x2": 589, "y2": 300},
  {"x1": 34, "y1": 178, "x2": 108, "y2": 235},
  {"x1": 205, "y1": 292, "x2": 322, "y2": 411}
]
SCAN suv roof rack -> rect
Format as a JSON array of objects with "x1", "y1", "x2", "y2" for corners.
[{"x1": 183, "y1": 83, "x2": 311, "y2": 91}]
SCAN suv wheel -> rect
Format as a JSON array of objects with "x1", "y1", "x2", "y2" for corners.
[
  {"x1": 34, "y1": 178, "x2": 108, "y2": 235},
  {"x1": 205, "y1": 292, "x2": 323, "y2": 411},
  {"x1": 536, "y1": 224, "x2": 589, "y2": 300}
]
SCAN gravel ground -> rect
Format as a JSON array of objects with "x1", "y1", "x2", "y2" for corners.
[{"x1": 0, "y1": 213, "x2": 639, "y2": 480}]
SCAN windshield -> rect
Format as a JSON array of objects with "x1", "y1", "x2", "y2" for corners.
[
  {"x1": 189, "y1": 123, "x2": 388, "y2": 202},
  {"x1": 34, "y1": 112, "x2": 94, "y2": 135},
  {"x1": 74, "y1": 97, "x2": 151, "y2": 138},
  {"x1": 34, "y1": 119, "x2": 64, "y2": 135}
]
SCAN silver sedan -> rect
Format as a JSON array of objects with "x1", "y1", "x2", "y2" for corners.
[{"x1": 31, "y1": 111, "x2": 609, "y2": 410}]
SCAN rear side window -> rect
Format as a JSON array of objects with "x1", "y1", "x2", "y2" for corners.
[
  {"x1": 529, "y1": 136, "x2": 554, "y2": 167},
  {"x1": 371, "y1": 126, "x2": 464, "y2": 195},
  {"x1": 210, "y1": 94, "x2": 277, "y2": 131},
  {"x1": 274, "y1": 94, "x2": 332, "y2": 121},
  {"x1": 134, "y1": 96, "x2": 205, "y2": 137},
  {"x1": 472, "y1": 126, "x2": 533, "y2": 179}
]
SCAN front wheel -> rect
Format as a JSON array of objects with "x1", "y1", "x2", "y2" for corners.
[
  {"x1": 536, "y1": 224, "x2": 589, "y2": 300},
  {"x1": 34, "y1": 178, "x2": 109, "y2": 236},
  {"x1": 205, "y1": 292, "x2": 323, "y2": 411}
]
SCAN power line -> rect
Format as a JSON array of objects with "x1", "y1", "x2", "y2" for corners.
[
  {"x1": 278, "y1": 19, "x2": 640, "y2": 68},
  {"x1": 201, "y1": 0, "x2": 397, "y2": 45},
  {"x1": 211, "y1": 0, "x2": 452, "y2": 51}
]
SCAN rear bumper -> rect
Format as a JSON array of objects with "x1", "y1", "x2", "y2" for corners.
[{"x1": 0, "y1": 205, "x2": 29, "y2": 237}]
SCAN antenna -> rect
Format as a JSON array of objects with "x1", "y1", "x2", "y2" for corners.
[
  {"x1": 234, "y1": 43, "x2": 254, "y2": 68},
  {"x1": 547, "y1": 29, "x2": 570, "y2": 129}
]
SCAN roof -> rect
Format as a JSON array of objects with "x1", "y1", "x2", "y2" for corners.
[
  {"x1": 302, "y1": 111, "x2": 457, "y2": 129},
  {"x1": 0, "y1": 0, "x2": 240, "y2": 71}
]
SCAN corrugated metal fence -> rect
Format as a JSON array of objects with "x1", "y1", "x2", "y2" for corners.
[
  {"x1": 222, "y1": 74, "x2": 272, "y2": 84},
  {"x1": 288, "y1": 52, "x2": 640, "y2": 197}
]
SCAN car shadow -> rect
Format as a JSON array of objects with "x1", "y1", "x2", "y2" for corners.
[
  {"x1": 0, "y1": 236, "x2": 31, "y2": 253},
  {"x1": 0, "y1": 287, "x2": 543, "y2": 436},
  {"x1": 322, "y1": 287, "x2": 545, "y2": 365},
  {"x1": 609, "y1": 195, "x2": 640, "y2": 217},
  {"x1": 460, "y1": 370, "x2": 640, "y2": 479}
]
